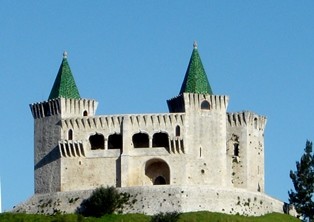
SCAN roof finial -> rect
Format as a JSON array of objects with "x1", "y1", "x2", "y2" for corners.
[
  {"x1": 63, "y1": 51, "x2": 68, "y2": 59},
  {"x1": 193, "y1": 41, "x2": 198, "y2": 49}
]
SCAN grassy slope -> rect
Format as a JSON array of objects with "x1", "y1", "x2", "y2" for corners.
[{"x1": 0, "y1": 212, "x2": 300, "y2": 222}]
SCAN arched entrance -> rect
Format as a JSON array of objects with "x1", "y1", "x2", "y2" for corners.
[{"x1": 145, "y1": 159, "x2": 170, "y2": 185}]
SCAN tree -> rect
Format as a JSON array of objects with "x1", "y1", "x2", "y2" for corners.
[
  {"x1": 289, "y1": 140, "x2": 314, "y2": 221},
  {"x1": 78, "y1": 186, "x2": 131, "y2": 217}
]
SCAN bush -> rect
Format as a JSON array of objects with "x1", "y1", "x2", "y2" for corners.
[
  {"x1": 78, "y1": 186, "x2": 131, "y2": 217},
  {"x1": 151, "y1": 212, "x2": 181, "y2": 222}
]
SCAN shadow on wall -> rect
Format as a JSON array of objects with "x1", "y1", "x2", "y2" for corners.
[{"x1": 35, "y1": 146, "x2": 60, "y2": 170}]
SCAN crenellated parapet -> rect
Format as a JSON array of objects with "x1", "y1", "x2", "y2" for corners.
[
  {"x1": 60, "y1": 98, "x2": 98, "y2": 118},
  {"x1": 167, "y1": 95, "x2": 185, "y2": 112},
  {"x1": 59, "y1": 140, "x2": 85, "y2": 158},
  {"x1": 167, "y1": 93, "x2": 229, "y2": 112},
  {"x1": 227, "y1": 111, "x2": 266, "y2": 130},
  {"x1": 128, "y1": 113, "x2": 184, "y2": 129},
  {"x1": 61, "y1": 115, "x2": 123, "y2": 131},
  {"x1": 30, "y1": 99, "x2": 61, "y2": 119},
  {"x1": 30, "y1": 98, "x2": 98, "y2": 119},
  {"x1": 184, "y1": 93, "x2": 229, "y2": 110}
]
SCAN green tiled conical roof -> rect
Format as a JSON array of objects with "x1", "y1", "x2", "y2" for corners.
[
  {"x1": 179, "y1": 42, "x2": 213, "y2": 95},
  {"x1": 48, "y1": 52, "x2": 81, "y2": 100}
]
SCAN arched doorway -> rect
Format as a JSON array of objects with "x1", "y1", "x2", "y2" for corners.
[
  {"x1": 145, "y1": 159, "x2": 170, "y2": 185},
  {"x1": 154, "y1": 176, "x2": 166, "y2": 185}
]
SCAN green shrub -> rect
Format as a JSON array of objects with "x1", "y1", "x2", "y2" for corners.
[
  {"x1": 151, "y1": 211, "x2": 181, "y2": 222},
  {"x1": 78, "y1": 186, "x2": 131, "y2": 217}
]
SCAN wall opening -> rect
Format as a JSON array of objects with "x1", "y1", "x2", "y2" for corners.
[
  {"x1": 43, "y1": 102, "x2": 51, "y2": 117},
  {"x1": 68, "y1": 129, "x2": 73, "y2": 140},
  {"x1": 152, "y1": 132, "x2": 169, "y2": 149},
  {"x1": 145, "y1": 159, "x2": 170, "y2": 185},
  {"x1": 175, "y1": 125, "x2": 180, "y2": 137},
  {"x1": 83, "y1": 110, "x2": 88, "y2": 116},
  {"x1": 108, "y1": 134, "x2": 122, "y2": 150},
  {"x1": 234, "y1": 143, "x2": 239, "y2": 157},
  {"x1": 133, "y1": 133, "x2": 149, "y2": 148},
  {"x1": 89, "y1": 133, "x2": 105, "y2": 150},
  {"x1": 154, "y1": 176, "x2": 166, "y2": 185},
  {"x1": 201, "y1": 100, "x2": 210, "y2": 110},
  {"x1": 254, "y1": 118, "x2": 258, "y2": 129}
]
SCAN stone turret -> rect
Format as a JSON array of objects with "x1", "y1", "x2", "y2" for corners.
[
  {"x1": 168, "y1": 41, "x2": 213, "y2": 113},
  {"x1": 168, "y1": 42, "x2": 229, "y2": 187},
  {"x1": 30, "y1": 52, "x2": 97, "y2": 193}
]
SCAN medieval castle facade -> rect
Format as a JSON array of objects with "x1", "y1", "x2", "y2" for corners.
[{"x1": 18, "y1": 42, "x2": 284, "y2": 215}]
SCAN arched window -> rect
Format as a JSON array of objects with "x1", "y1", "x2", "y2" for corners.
[
  {"x1": 83, "y1": 110, "x2": 88, "y2": 116},
  {"x1": 68, "y1": 129, "x2": 73, "y2": 140},
  {"x1": 132, "y1": 133, "x2": 149, "y2": 148},
  {"x1": 108, "y1": 134, "x2": 122, "y2": 150},
  {"x1": 201, "y1": 100, "x2": 210, "y2": 110},
  {"x1": 89, "y1": 133, "x2": 105, "y2": 150},
  {"x1": 175, "y1": 126, "x2": 180, "y2": 137},
  {"x1": 152, "y1": 132, "x2": 169, "y2": 149}
]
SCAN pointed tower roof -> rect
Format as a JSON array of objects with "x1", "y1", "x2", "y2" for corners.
[
  {"x1": 179, "y1": 41, "x2": 213, "y2": 95},
  {"x1": 48, "y1": 52, "x2": 81, "y2": 100}
]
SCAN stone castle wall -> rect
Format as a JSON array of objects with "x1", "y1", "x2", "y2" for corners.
[{"x1": 12, "y1": 186, "x2": 284, "y2": 216}]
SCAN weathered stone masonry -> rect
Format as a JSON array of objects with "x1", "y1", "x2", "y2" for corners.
[{"x1": 16, "y1": 43, "x2": 284, "y2": 215}]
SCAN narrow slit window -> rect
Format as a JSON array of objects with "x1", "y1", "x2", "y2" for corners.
[
  {"x1": 254, "y1": 118, "x2": 258, "y2": 129},
  {"x1": 175, "y1": 125, "x2": 180, "y2": 137},
  {"x1": 234, "y1": 143, "x2": 239, "y2": 157},
  {"x1": 68, "y1": 129, "x2": 73, "y2": 140}
]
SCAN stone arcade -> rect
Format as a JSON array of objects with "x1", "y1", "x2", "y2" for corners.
[{"x1": 15, "y1": 43, "x2": 284, "y2": 215}]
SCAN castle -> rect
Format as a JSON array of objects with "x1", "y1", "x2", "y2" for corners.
[{"x1": 18, "y1": 42, "x2": 284, "y2": 215}]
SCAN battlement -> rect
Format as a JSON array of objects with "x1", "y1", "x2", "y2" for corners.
[
  {"x1": 128, "y1": 113, "x2": 184, "y2": 129},
  {"x1": 184, "y1": 93, "x2": 229, "y2": 110},
  {"x1": 30, "y1": 99, "x2": 61, "y2": 119},
  {"x1": 61, "y1": 113, "x2": 184, "y2": 135},
  {"x1": 59, "y1": 140, "x2": 85, "y2": 158},
  {"x1": 61, "y1": 115, "x2": 123, "y2": 131},
  {"x1": 30, "y1": 98, "x2": 98, "y2": 119},
  {"x1": 61, "y1": 98, "x2": 98, "y2": 117},
  {"x1": 167, "y1": 93, "x2": 229, "y2": 112},
  {"x1": 227, "y1": 111, "x2": 266, "y2": 130}
]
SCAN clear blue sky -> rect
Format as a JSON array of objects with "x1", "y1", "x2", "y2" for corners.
[{"x1": 1, "y1": 0, "x2": 314, "y2": 211}]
